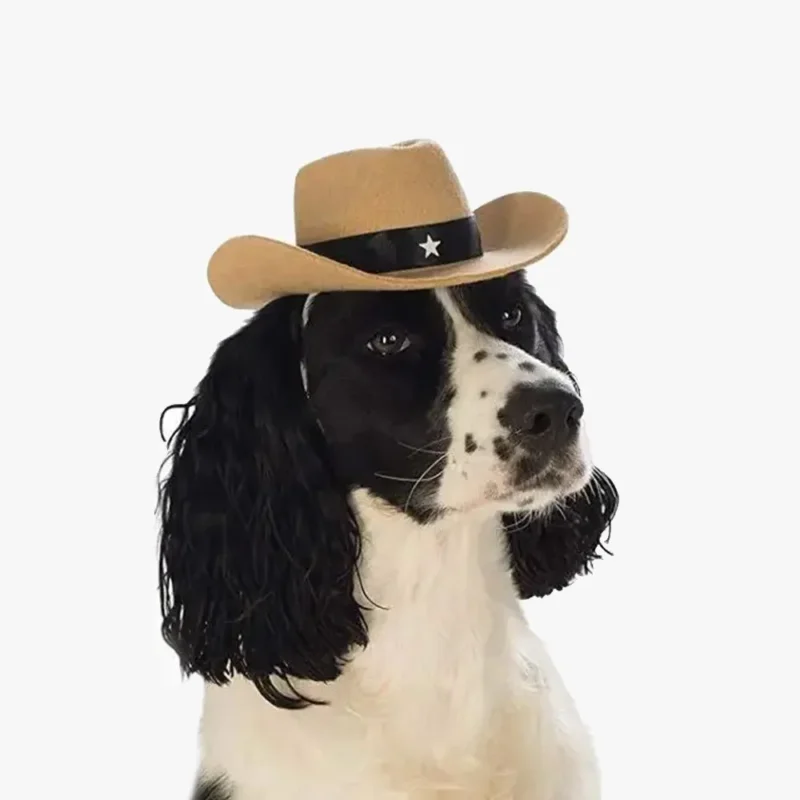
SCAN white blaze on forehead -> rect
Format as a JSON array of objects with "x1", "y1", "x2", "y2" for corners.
[
  {"x1": 434, "y1": 288, "x2": 470, "y2": 337},
  {"x1": 434, "y1": 287, "x2": 492, "y2": 360}
]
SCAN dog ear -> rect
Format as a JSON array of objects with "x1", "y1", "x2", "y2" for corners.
[
  {"x1": 504, "y1": 469, "x2": 619, "y2": 599},
  {"x1": 158, "y1": 295, "x2": 367, "y2": 709}
]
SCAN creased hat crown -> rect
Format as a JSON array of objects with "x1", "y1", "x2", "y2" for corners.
[{"x1": 294, "y1": 139, "x2": 471, "y2": 246}]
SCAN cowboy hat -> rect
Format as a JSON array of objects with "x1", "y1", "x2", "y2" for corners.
[{"x1": 208, "y1": 139, "x2": 568, "y2": 309}]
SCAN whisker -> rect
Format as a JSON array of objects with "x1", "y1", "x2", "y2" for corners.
[
  {"x1": 374, "y1": 454, "x2": 448, "y2": 486},
  {"x1": 505, "y1": 511, "x2": 534, "y2": 534},
  {"x1": 395, "y1": 442, "x2": 448, "y2": 456},
  {"x1": 404, "y1": 470, "x2": 446, "y2": 512},
  {"x1": 374, "y1": 472, "x2": 444, "y2": 484},
  {"x1": 394, "y1": 436, "x2": 451, "y2": 457},
  {"x1": 540, "y1": 496, "x2": 567, "y2": 522},
  {"x1": 404, "y1": 453, "x2": 449, "y2": 512}
]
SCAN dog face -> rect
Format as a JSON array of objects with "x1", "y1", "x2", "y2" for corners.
[
  {"x1": 158, "y1": 274, "x2": 618, "y2": 709},
  {"x1": 302, "y1": 273, "x2": 590, "y2": 521}
]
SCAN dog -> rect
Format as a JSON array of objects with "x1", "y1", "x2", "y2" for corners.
[{"x1": 158, "y1": 270, "x2": 618, "y2": 799}]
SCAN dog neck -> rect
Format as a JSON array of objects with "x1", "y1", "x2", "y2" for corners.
[
  {"x1": 349, "y1": 489, "x2": 525, "y2": 684},
  {"x1": 352, "y1": 489, "x2": 514, "y2": 596},
  {"x1": 338, "y1": 490, "x2": 530, "y2": 764}
]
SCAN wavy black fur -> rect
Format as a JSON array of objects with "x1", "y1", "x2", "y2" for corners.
[
  {"x1": 158, "y1": 296, "x2": 368, "y2": 709},
  {"x1": 504, "y1": 468, "x2": 619, "y2": 599},
  {"x1": 158, "y1": 277, "x2": 618, "y2": 712}
]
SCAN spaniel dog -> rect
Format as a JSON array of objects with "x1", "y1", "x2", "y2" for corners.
[{"x1": 158, "y1": 271, "x2": 618, "y2": 800}]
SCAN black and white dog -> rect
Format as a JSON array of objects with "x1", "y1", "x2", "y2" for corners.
[{"x1": 159, "y1": 271, "x2": 618, "y2": 799}]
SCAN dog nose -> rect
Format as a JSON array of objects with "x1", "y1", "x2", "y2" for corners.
[{"x1": 500, "y1": 384, "x2": 584, "y2": 449}]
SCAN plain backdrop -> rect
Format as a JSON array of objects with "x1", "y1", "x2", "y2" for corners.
[{"x1": 2, "y1": 2, "x2": 798, "y2": 798}]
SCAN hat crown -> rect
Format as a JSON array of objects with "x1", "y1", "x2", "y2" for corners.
[{"x1": 294, "y1": 140, "x2": 471, "y2": 246}]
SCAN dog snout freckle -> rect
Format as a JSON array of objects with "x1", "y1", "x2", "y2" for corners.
[{"x1": 493, "y1": 436, "x2": 512, "y2": 461}]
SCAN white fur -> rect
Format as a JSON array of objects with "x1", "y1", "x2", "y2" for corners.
[
  {"x1": 434, "y1": 289, "x2": 590, "y2": 514},
  {"x1": 196, "y1": 289, "x2": 599, "y2": 799},
  {"x1": 199, "y1": 496, "x2": 599, "y2": 799}
]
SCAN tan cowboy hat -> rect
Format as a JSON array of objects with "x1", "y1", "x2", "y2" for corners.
[{"x1": 208, "y1": 139, "x2": 568, "y2": 309}]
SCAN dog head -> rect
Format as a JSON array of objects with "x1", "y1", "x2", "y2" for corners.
[{"x1": 158, "y1": 273, "x2": 618, "y2": 707}]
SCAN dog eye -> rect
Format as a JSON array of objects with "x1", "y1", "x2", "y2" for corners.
[
  {"x1": 501, "y1": 305, "x2": 524, "y2": 330},
  {"x1": 367, "y1": 328, "x2": 412, "y2": 356}
]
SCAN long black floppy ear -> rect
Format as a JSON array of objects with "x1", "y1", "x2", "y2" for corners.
[
  {"x1": 157, "y1": 295, "x2": 367, "y2": 709},
  {"x1": 504, "y1": 469, "x2": 619, "y2": 599}
]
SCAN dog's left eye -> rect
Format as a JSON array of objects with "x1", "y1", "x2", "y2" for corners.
[
  {"x1": 501, "y1": 305, "x2": 524, "y2": 330},
  {"x1": 367, "y1": 328, "x2": 412, "y2": 356}
]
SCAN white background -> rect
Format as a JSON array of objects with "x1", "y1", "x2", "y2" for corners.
[{"x1": 2, "y1": 2, "x2": 798, "y2": 798}]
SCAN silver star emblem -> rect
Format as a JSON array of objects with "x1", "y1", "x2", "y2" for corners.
[{"x1": 419, "y1": 234, "x2": 441, "y2": 258}]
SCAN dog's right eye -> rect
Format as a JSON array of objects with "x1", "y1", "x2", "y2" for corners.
[
  {"x1": 366, "y1": 328, "x2": 411, "y2": 357},
  {"x1": 501, "y1": 305, "x2": 524, "y2": 330}
]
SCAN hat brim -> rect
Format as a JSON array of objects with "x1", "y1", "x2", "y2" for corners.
[{"x1": 207, "y1": 191, "x2": 568, "y2": 309}]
